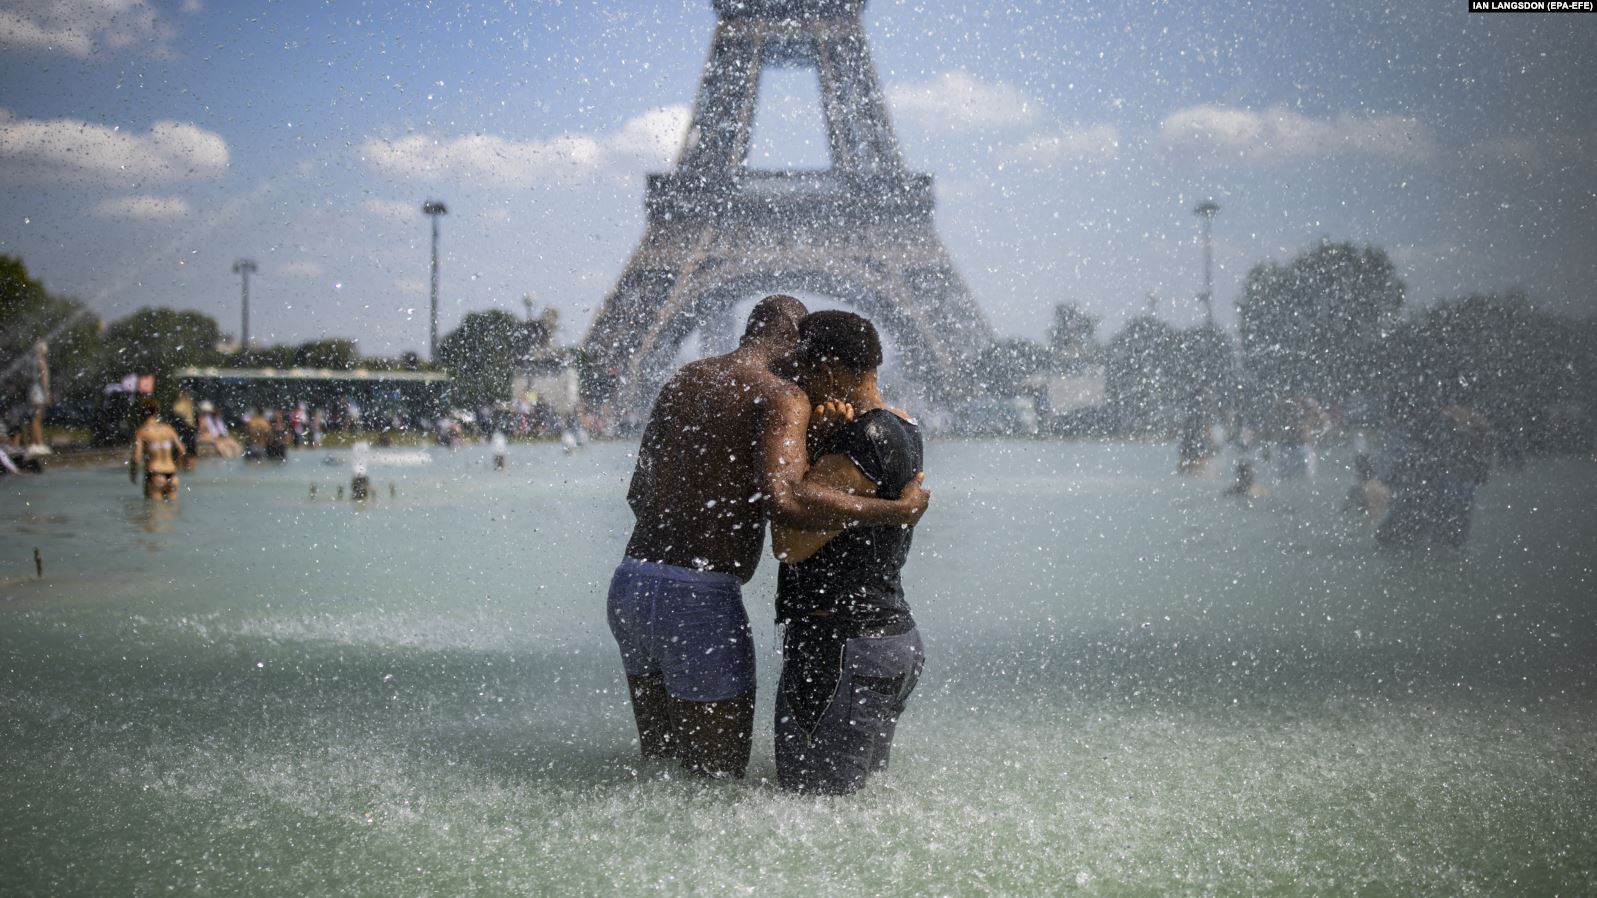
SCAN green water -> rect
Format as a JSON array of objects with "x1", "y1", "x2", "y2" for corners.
[{"x1": 3, "y1": 442, "x2": 1594, "y2": 896}]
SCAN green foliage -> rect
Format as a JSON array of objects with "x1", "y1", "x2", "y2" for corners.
[
  {"x1": 1237, "y1": 240, "x2": 1404, "y2": 406},
  {"x1": 233, "y1": 344, "x2": 297, "y2": 369},
  {"x1": 1390, "y1": 292, "x2": 1595, "y2": 451},
  {"x1": 294, "y1": 339, "x2": 359, "y2": 370},
  {"x1": 437, "y1": 309, "x2": 538, "y2": 407},
  {"x1": 1179, "y1": 325, "x2": 1237, "y2": 404},
  {"x1": 1106, "y1": 318, "x2": 1234, "y2": 434},
  {"x1": 1048, "y1": 303, "x2": 1099, "y2": 356},
  {"x1": 977, "y1": 337, "x2": 1052, "y2": 397},
  {"x1": 1106, "y1": 315, "x2": 1182, "y2": 432},
  {"x1": 101, "y1": 307, "x2": 224, "y2": 405},
  {"x1": 0, "y1": 255, "x2": 104, "y2": 403},
  {"x1": 1048, "y1": 302, "x2": 1104, "y2": 374}
]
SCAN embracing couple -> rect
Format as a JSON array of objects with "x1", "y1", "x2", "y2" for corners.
[{"x1": 607, "y1": 295, "x2": 928, "y2": 795}]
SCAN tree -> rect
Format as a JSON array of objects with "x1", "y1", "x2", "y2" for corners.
[
  {"x1": 1390, "y1": 291, "x2": 1587, "y2": 453},
  {"x1": 1173, "y1": 325, "x2": 1236, "y2": 408},
  {"x1": 436, "y1": 309, "x2": 526, "y2": 407},
  {"x1": 1106, "y1": 314, "x2": 1182, "y2": 433},
  {"x1": 1047, "y1": 302, "x2": 1102, "y2": 372},
  {"x1": 101, "y1": 307, "x2": 224, "y2": 406},
  {"x1": 1237, "y1": 240, "x2": 1404, "y2": 408},
  {"x1": 0, "y1": 255, "x2": 104, "y2": 404},
  {"x1": 523, "y1": 307, "x2": 559, "y2": 357},
  {"x1": 294, "y1": 339, "x2": 359, "y2": 370},
  {"x1": 977, "y1": 336, "x2": 1052, "y2": 397},
  {"x1": 1049, "y1": 303, "x2": 1098, "y2": 351}
]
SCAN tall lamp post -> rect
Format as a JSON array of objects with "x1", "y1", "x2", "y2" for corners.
[
  {"x1": 1194, "y1": 200, "x2": 1220, "y2": 328},
  {"x1": 232, "y1": 258, "x2": 258, "y2": 352},
  {"x1": 423, "y1": 200, "x2": 448, "y2": 361}
]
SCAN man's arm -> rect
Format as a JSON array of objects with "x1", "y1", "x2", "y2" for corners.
[
  {"x1": 772, "y1": 452, "x2": 877, "y2": 563},
  {"x1": 130, "y1": 433, "x2": 142, "y2": 482},
  {"x1": 759, "y1": 387, "x2": 928, "y2": 531}
]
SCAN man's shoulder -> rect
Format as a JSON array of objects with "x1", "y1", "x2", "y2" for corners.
[{"x1": 675, "y1": 353, "x2": 804, "y2": 407}]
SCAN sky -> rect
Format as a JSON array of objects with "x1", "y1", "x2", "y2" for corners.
[{"x1": 2, "y1": 0, "x2": 1593, "y2": 362}]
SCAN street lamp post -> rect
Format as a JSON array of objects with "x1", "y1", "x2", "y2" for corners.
[
  {"x1": 232, "y1": 258, "x2": 258, "y2": 352},
  {"x1": 1194, "y1": 200, "x2": 1220, "y2": 328},
  {"x1": 423, "y1": 200, "x2": 448, "y2": 361}
]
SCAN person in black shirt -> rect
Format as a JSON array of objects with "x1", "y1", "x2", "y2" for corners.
[{"x1": 771, "y1": 311, "x2": 926, "y2": 795}]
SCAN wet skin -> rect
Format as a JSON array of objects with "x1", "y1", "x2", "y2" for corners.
[
  {"x1": 620, "y1": 336, "x2": 929, "y2": 777},
  {"x1": 132, "y1": 417, "x2": 184, "y2": 500}
]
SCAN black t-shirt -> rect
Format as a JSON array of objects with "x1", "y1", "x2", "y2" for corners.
[{"x1": 776, "y1": 408, "x2": 923, "y2": 628}]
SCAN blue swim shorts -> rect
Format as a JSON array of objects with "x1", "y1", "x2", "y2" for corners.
[{"x1": 606, "y1": 557, "x2": 755, "y2": 702}]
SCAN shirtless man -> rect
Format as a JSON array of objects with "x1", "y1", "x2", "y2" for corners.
[
  {"x1": 608, "y1": 294, "x2": 930, "y2": 778},
  {"x1": 131, "y1": 400, "x2": 186, "y2": 499}
]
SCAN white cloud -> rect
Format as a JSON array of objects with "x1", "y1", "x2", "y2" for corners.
[
  {"x1": 360, "y1": 198, "x2": 417, "y2": 222},
  {"x1": 358, "y1": 105, "x2": 690, "y2": 187},
  {"x1": 0, "y1": 0, "x2": 172, "y2": 58},
  {"x1": 1159, "y1": 104, "x2": 1435, "y2": 162},
  {"x1": 886, "y1": 71, "x2": 1041, "y2": 132},
  {"x1": 607, "y1": 105, "x2": 692, "y2": 164},
  {"x1": 0, "y1": 108, "x2": 228, "y2": 185},
  {"x1": 90, "y1": 193, "x2": 190, "y2": 220},
  {"x1": 279, "y1": 260, "x2": 324, "y2": 278},
  {"x1": 1009, "y1": 124, "x2": 1121, "y2": 166}
]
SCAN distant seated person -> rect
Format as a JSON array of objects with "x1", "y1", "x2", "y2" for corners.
[
  {"x1": 1224, "y1": 459, "x2": 1267, "y2": 500},
  {"x1": 1343, "y1": 453, "x2": 1388, "y2": 521},
  {"x1": 244, "y1": 409, "x2": 271, "y2": 460},
  {"x1": 131, "y1": 399, "x2": 185, "y2": 499},
  {"x1": 196, "y1": 401, "x2": 243, "y2": 459},
  {"x1": 1, "y1": 425, "x2": 43, "y2": 476}
]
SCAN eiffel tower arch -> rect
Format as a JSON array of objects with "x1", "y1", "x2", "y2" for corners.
[{"x1": 581, "y1": 0, "x2": 994, "y2": 418}]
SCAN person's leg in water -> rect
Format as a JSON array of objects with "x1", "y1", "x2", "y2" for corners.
[
  {"x1": 667, "y1": 690, "x2": 754, "y2": 777},
  {"x1": 775, "y1": 622, "x2": 923, "y2": 794},
  {"x1": 607, "y1": 560, "x2": 755, "y2": 777},
  {"x1": 624, "y1": 672, "x2": 674, "y2": 759},
  {"x1": 624, "y1": 676, "x2": 754, "y2": 776}
]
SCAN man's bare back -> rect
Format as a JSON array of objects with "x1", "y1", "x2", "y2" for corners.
[{"x1": 625, "y1": 350, "x2": 799, "y2": 580}]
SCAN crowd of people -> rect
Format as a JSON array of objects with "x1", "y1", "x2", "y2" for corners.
[
  {"x1": 1178, "y1": 389, "x2": 1499, "y2": 550},
  {"x1": 4, "y1": 295, "x2": 1530, "y2": 798},
  {"x1": 10, "y1": 296, "x2": 938, "y2": 794}
]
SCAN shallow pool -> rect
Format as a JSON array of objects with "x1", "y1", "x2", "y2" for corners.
[{"x1": 3, "y1": 441, "x2": 1594, "y2": 896}]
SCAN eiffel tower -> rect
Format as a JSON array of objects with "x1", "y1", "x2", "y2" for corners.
[{"x1": 581, "y1": 0, "x2": 994, "y2": 418}]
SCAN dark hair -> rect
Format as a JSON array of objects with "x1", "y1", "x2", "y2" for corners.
[
  {"x1": 741, "y1": 294, "x2": 807, "y2": 344},
  {"x1": 797, "y1": 310, "x2": 882, "y2": 372}
]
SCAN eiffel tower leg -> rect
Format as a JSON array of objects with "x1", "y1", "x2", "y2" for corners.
[{"x1": 680, "y1": 22, "x2": 765, "y2": 177}]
